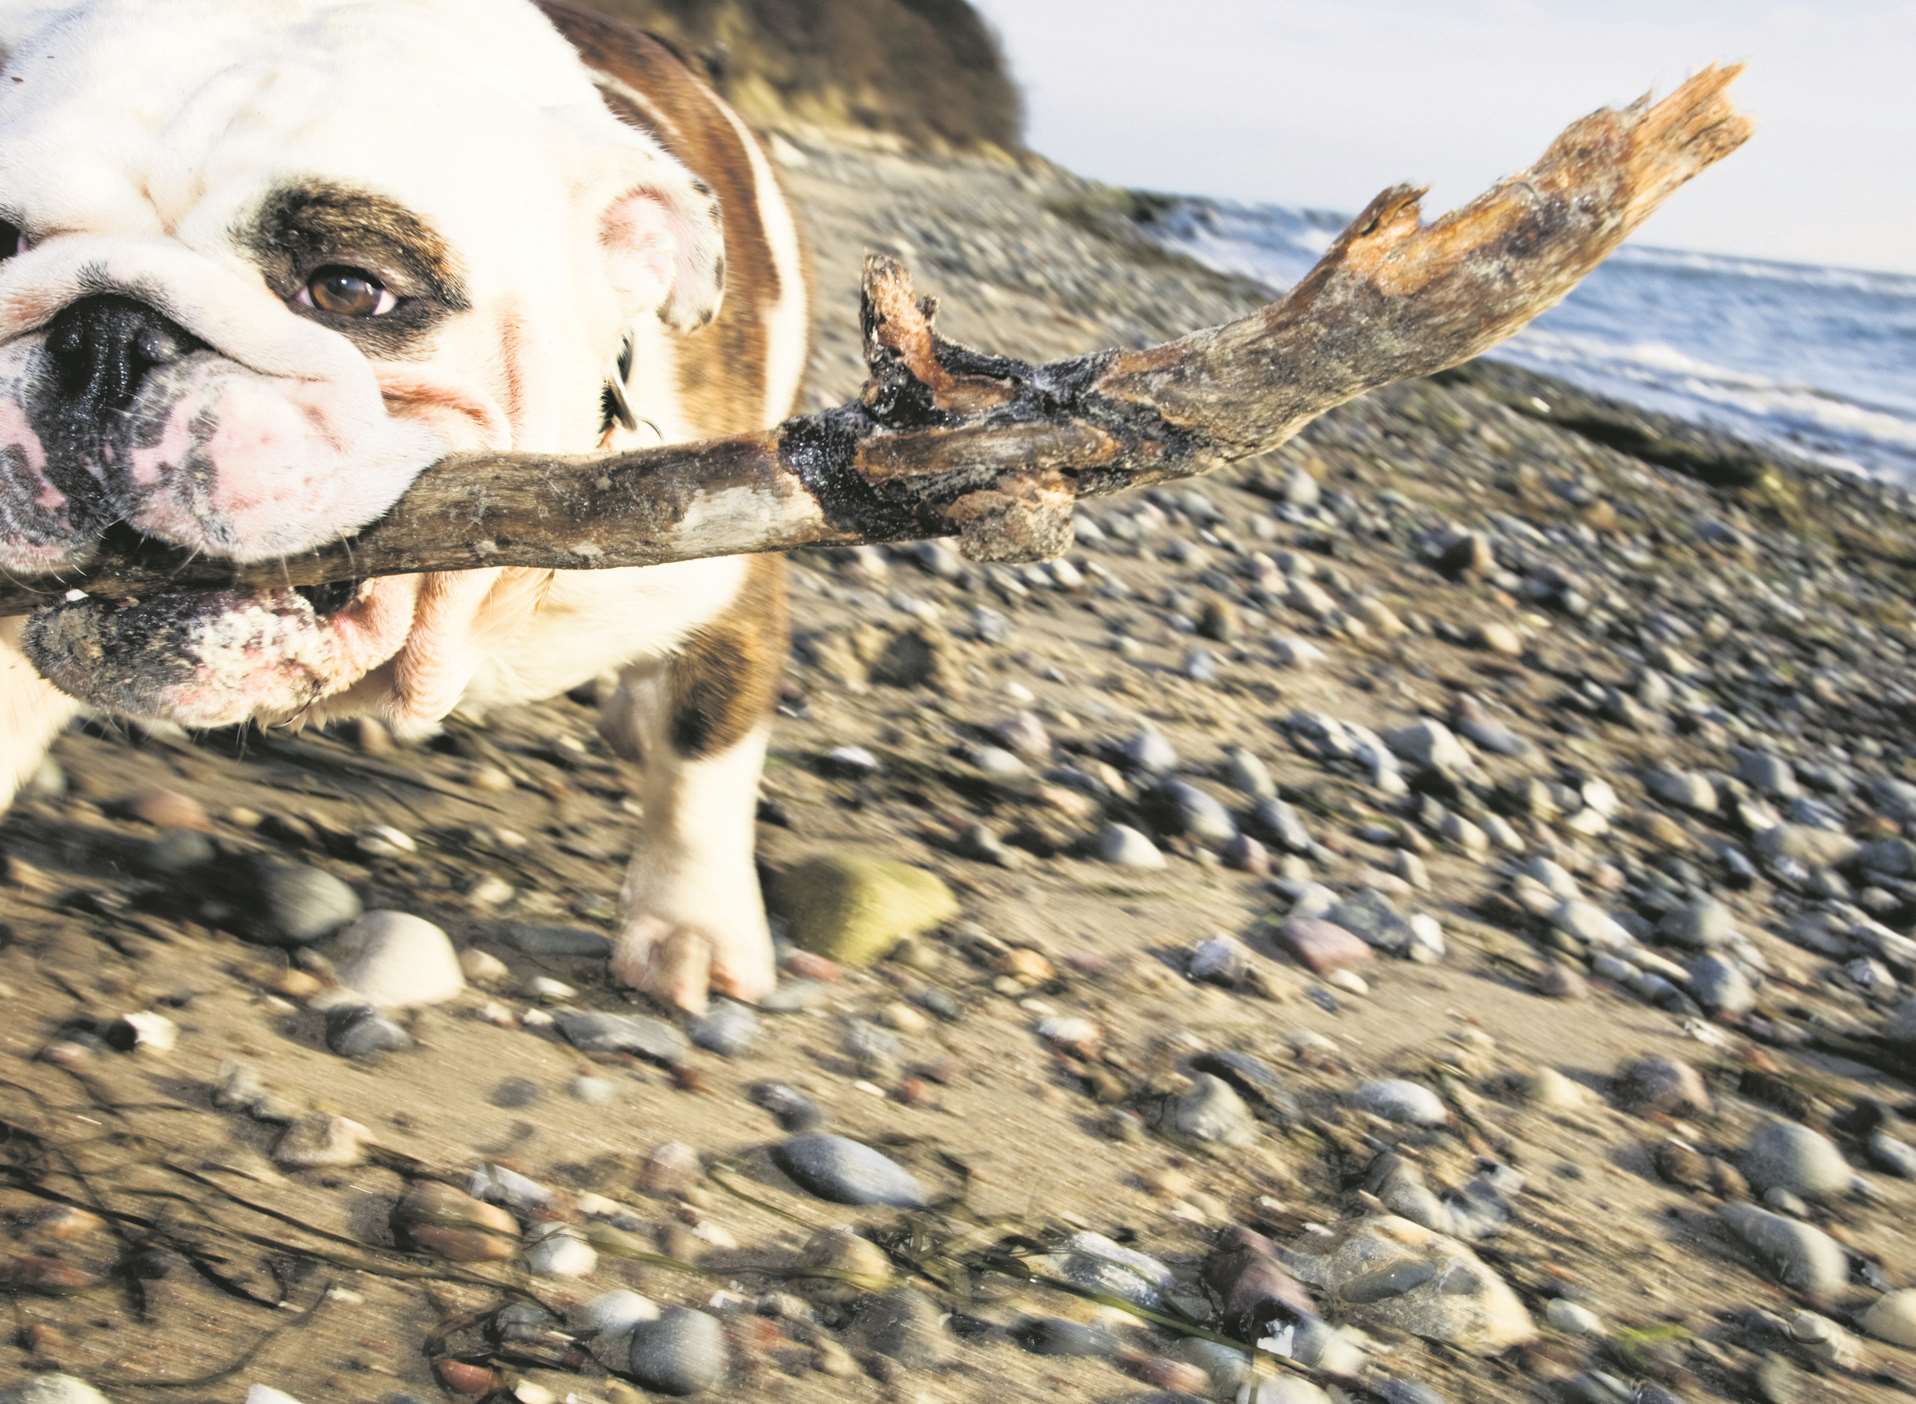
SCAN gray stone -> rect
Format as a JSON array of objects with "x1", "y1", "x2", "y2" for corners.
[
  {"x1": 1157, "y1": 1072, "x2": 1258, "y2": 1147},
  {"x1": 1862, "y1": 1289, "x2": 1916, "y2": 1347},
  {"x1": 1188, "y1": 935, "x2": 1252, "y2": 986},
  {"x1": 553, "y1": 1010, "x2": 689, "y2": 1065},
  {"x1": 1095, "y1": 823, "x2": 1166, "y2": 869},
  {"x1": 1738, "y1": 751, "x2": 1800, "y2": 798},
  {"x1": 627, "y1": 1307, "x2": 727, "y2": 1395},
  {"x1": 1382, "y1": 720, "x2": 1472, "y2": 776},
  {"x1": 1353, "y1": 1079, "x2": 1448, "y2": 1127},
  {"x1": 1687, "y1": 954, "x2": 1755, "y2": 1017},
  {"x1": 1222, "y1": 746, "x2": 1276, "y2": 799},
  {"x1": 237, "y1": 857, "x2": 360, "y2": 947},
  {"x1": 1720, "y1": 1204, "x2": 1850, "y2": 1301},
  {"x1": 1743, "y1": 1120, "x2": 1854, "y2": 1199},
  {"x1": 0, "y1": 1378, "x2": 111, "y2": 1404},
  {"x1": 689, "y1": 1002, "x2": 759, "y2": 1057},
  {"x1": 853, "y1": 1289, "x2": 950, "y2": 1368},
  {"x1": 1036, "y1": 1232, "x2": 1177, "y2": 1312},
  {"x1": 1144, "y1": 777, "x2": 1238, "y2": 847},
  {"x1": 330, "y1": 912, "x2": 463, "y2": 1009},
  {"x1": 1868, "y1": 1128, "x2": 1916, "y2": 1178},
  {"x1": 1647, "y1": 768, "x2": 1717, "y2": 812},
  {"x1": 1327, "y1": 889, "x2": 1417, "y2": 955},
  {"x1": 324, "y1": 1003, "x2": 412, "y2": 1058},
  {"x1": 1282, "y1": 1215, "x2": 1535, "y2": 1354},
  {"x1": 1613, "y1": 1055, "x2": 1711, "y2": 1116},
  {"x1": 1552, "y1": 899, "x2": 1634, "y2": 951},
  {"x1": 1659, "y1": 896, "x2": 1736, "y2": 949},
  {"x1": 771, "y1": 1134, "x2": 929, "y2": 1207},
  {"x1": 1251, "y1": 798, "x2": 1313, "y2": 853},
  {"x1": 1756, "y1": 823, "x2": 1860, "y2": 869},
  {"x1": 499, "y1": 923, "x2": 611, "y2": 957},
  {"x1": 1120, "y1": 727, "x2": 1179, "y2": 774}
]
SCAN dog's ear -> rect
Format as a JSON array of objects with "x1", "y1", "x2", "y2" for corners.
[{"x1": 588, "y1": 143, "x2": 726, "y2": 333}]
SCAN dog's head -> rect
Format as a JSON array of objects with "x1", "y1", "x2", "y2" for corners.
[{"x1": 0, "y1": 0, "x2": 723, "y2": 723}]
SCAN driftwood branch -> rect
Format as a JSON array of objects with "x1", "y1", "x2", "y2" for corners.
[{"x1": 0, "y1": 68, "x2": 1749, "y2": 616}]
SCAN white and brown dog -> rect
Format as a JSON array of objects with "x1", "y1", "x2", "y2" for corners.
[{"x1": 0, "y1": 0, "x2": 807, "y2": 1013}]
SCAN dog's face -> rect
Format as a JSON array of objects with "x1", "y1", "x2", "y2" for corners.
[{"x1": 0, "y1": 0, "x2": 723, "y2": 725}]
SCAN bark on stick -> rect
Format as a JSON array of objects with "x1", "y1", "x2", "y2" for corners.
[{"x1": 0, "y1": 68, "x2": 1750, "y2": 616}]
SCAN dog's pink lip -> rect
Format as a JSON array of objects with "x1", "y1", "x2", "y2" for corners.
[{"x1": 24, "y1": 575, "x2": 419, "y2": 725}]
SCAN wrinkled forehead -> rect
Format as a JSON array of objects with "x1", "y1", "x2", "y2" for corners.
[{"x1": 0, "y1": 0, "x2": 599, "y2": 247}]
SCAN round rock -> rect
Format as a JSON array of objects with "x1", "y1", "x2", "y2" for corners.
[
  {"x1": 1862, "y1": 1289, "x2": 1916, "y2": 1347},
  {"x1": 771, "y1": 1134, "x2": 929, "y2": 1208},
  {"x1": 627, "y1": 1307, "x2": 728, "y2": 1396},
  {"x1": 1353, "y1": 1079, "x2": 1448, "y2": 1127},
  {"x1": 1743, "y1": 1120, "x2": 1853, "y2": 1199},
  {"x1": 330, "y1": 912, "x2": 464, "y2": 1008},
  {"x1": 236, "y1": 857, "x2": 361, "y2": 947},
  {"x1": 1096, "y1": 823, "x2": 1167, "y2": 869}
]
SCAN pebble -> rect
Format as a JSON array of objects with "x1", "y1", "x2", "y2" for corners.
[
  {"x1": 499, "y1": 923, "x2": 609, "y2": 957},
  {"x1": 1188, "y1": 934, "x2": 1252, "y2": 986},
  {"x1": 1381, "y1": 720, "x2": 1472, "y2": 776},
  {"x1": 1276, "y1": 917, "x2": 1374, "y2": 974},
  {"x1": 1861, "y1": 1288, "x2": 1916, "y2": 1347},
  {"x1": 272, "y1": 1114, "x2": 370, "y2": 1170},
  {"x1": 1647, "y1": 767, "x2": 1717, "y2": 812},
  {"x1": 689, "y1": 1002, "x2": 760, "y2": 1057},
  {"x1": 1719, "y1": 1203, "x2": 1850, "y2": 1301},
  {"x1": 1038, "y1": 1231, "x2": 1178, "y2": 1311},
  {"x1": 391, "y1": 1182, "x2": 517, "y2": 1262},
  {"x1": 1283, "y1": 1215, "x2": 1534, "y2": 1353},
  {"x1": 0, "y1": 1379, "x2": 111, "y2": 1404},
  {"x1": 553, "y1": 1010, "x2": 689, "y2": 1065},
  {"x1": 244, "y1": 1388, "x2": 304, "y2": 1404},
  {"x1": 749, "y1": 1082, "x2": 823, "y2": 1132},
  {"x1": 626, "y1": 1307, "x2": 727, "y2": 1396},
  {"x1": 1687, "y1": 954, "x2": 1755, "y2": 1016},
  {"x1": 853, "y1": 1288, "x2": 951, "y2": 1367},
  {"x1": 1143, "y1": 777, "x2": 1238, "y2": 846},
  {"x1": 1545, "y1": 1298, "x2": 1605, "y2": 1336},
  {"x1": 1156, "y1": 1072, "x2": 1258, "y2": 1147},
  {"x1": 1659, "y1": 896, "x2": 1736, "y2": 949},
  {"x1": 1095, "y1": 823, "x2": 1167, "y2": 868},
  {"x1": 1119, "y1": 726, "x2": 1179, "y2": 773},
  {"x1": 523, "y1": 1224, "x2": 596, "y2": 1277},
  {"x1": 1551, "y1": 899, "x2": 1634, "y2": 951},
  {"x1": 330, "y1": 911, "x2": 464, "y2": 1008},
  {"x1": 1613, "y1": 1054, "x2": 1711, "y2": 1115},
  {"x1": 324, "y1": 1003, "x2": 412, "y2": 1058},
  {"x1": 771, "y1": 1134, "x2": 930, "y2": 1207},
  {"x1": 237, "y1": 857, "x2": 361, "y2": 947},
  {"x1": 1352, "y1": 1078, "x2": 1448, "y2": 1127},
  {"x1": 108, "y1": 1010, "x2": 177, "y2": 1056},
  {"x1": 1742, "y1": 1120, "x2": 1854, "y2": 1199},
  {"x1": 772, "y1": 854, "x2": 958, "y2": 966}
]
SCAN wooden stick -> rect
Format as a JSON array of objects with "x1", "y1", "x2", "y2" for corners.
[{"x1": 0, "y1": 68, "x2": 1749, "y2": 616}]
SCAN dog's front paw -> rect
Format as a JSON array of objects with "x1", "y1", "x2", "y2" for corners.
[{"x1": 610, "y1": 906, "x2": 776, "y2": 1016}]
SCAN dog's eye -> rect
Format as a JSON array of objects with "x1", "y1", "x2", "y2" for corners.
[
  {"x1": 0, "y1": 220, "x2": 29, "y2": 259},
  {"x1": 299, "y1": 266, "x2": 396, "y2": 318}
]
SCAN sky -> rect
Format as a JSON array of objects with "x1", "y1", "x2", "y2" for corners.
[{"x1": 969, "y1": 0, "x2": 1916, "y2": 276}]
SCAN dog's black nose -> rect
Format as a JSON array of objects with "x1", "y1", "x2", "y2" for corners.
[{"x1": 45, "y1": 294, "x2": 203, "y2": 415}]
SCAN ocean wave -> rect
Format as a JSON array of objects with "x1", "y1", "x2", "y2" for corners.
[{"x1": 1608, "y1": 244, "x2": 1916, "y2": 298}]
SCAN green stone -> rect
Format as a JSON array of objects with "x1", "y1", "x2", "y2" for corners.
[{"x1": 773, "y1": 854, "x2": 958, "y2": 967}]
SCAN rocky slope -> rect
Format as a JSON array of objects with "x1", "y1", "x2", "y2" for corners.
[
  {"x1": 4, "y1": 134, "x2": 1916, "y2": 1404},
  {"x1": 580, "y1": 0, "x2": 1023, "y2": 153}
]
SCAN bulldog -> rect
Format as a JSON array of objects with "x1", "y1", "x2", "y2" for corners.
[{"x1": 0, "y1": 0, "x2": 808, "y2": 1013}]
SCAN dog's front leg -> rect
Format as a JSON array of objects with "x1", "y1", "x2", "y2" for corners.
[
  {"x1": 600, "y1": 558, "x2": 786, "y2": 1014},
  {"x1": 0, "y1": 618, "x2": 78, "y2": 812}
]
